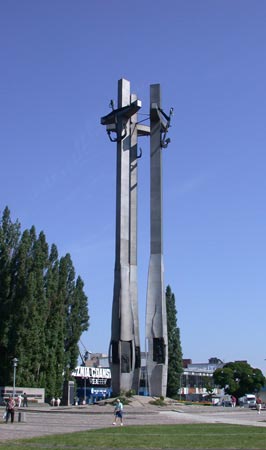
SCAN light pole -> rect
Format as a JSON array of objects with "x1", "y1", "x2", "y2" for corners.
[
  {"x1": 179, "y1": 372, "x2": 183, "y2": 401},
  {"x1": 83, "y1": 376, "x2": 87, "y2": 404},
  {"x1": 12, "y1": 358, "x2": 18, "y2": 398}
]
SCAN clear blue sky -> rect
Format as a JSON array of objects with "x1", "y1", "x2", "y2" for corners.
[{"x1": 1, "y1": 0, "x2": 266, "y2": 372}]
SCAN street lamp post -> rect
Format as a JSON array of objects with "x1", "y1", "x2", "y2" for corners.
[
  {"x1": 83, "y1": 376, "x2": 87, "y2": 405},
  {"x1": 179, "y1": 373, "x2": 183, "y2": 401},
  {"x1": 12, "y1": 358, "x2": 19, "y2": 399}
]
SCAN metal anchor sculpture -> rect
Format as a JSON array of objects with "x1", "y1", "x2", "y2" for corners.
[
  {"x1": 152, "y1": 105, "x2": 174, "y2": 148},
  {"x1": 101, "y1": 98, "x2": 142, "y2": 143}
]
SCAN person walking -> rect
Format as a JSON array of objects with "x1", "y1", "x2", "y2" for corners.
[
  {"x1": 5, "y1": 396, "x2": 16, "y2": 423},
  {"x1": 112, "y1": 398, "x2": 124, "y2": 426},
  {"x1": 17, "y1": 394, "x2": 22, "y2": 408},
  {"x1": 22, "y1": 392, "x2": 28, "y2": 407},
  {"x1": 231, "y1": 395, "x2": 236, "y2": 407},
  {"x1": 256, "y1": 396, "x2": 262, "y2": 414}
]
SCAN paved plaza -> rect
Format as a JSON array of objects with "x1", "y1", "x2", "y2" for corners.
[{"x1": 1, "y1": 397, "x2": 266, "y2": 442}]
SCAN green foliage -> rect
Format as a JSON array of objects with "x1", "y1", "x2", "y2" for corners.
[
  {"x1": 111, "y1": 394, "x2": 130, "y2": 405},
  {"x1": 149, "y1": 396, "x2": 166, "y2": 406},
  {"x1": 203, "y1": 378, "x2": 214, "y2": 395},
  {"x1": 166, "y1": 285, "x2": 183, "y2": 398},
  {"x1": 125, "y1": 389, "x2": 136, "y2": 397},
  {"x1": 213, "y1": 361, "x2": 266, "y2": 398},
  {"x1": 2, "y1": 424, "x2": 266, "y2": 449},
  {"x1": 0, "y1": 207, "x2": 89, "y2": 398},
  {"x1": 0, "y1": 207, "x2": 21, "y2": 382}
]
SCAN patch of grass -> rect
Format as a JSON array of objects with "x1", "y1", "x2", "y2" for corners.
[{"x1": 1, "y1": 424, "x2": 266, "y2": 449}]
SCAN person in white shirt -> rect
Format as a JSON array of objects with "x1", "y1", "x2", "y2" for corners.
[{"x1": 112, "y1": 398, "x2": 124, "y2": 426}]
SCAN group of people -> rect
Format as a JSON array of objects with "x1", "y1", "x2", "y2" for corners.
[
  {"x1": 4, "y1": 395, "x2": 124, "y2": 426},
  {"x1": 4, "y1": 392, "x2": 28, "y2": 423},
  {"x1": 50, "y1": 397, "x2": 61, "y2": 406},
  {"x1": 17, "y1": 392, "x2": 28, "y2": 408},
  {"x1": 3, "y1": 394, "x2": 264, "y2": 428},
  {"x1": 230, "y1": 394, "x2": 263, "y2": 413}
]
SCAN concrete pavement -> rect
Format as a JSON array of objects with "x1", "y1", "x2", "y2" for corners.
[{"x1": 1, "y1": 397, "x2": 266, "y2": 442}]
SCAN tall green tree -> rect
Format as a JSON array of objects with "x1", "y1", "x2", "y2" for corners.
[
  {"x1": 8, "y1": 226, "x2": 49, "y2": 387},
  {"x1": 45, "y1": 243, "x2": 62, "y2": 397},
  {"x1": 0, "y1": 207, "x2": 20, "y2": 384},
  {"x1": 58, "y1": 254, "x2": 89, "y2": 377},
  {"x1": 8, "y1": 227, "x2": 35, "y2": 385},
  {"x1": 29, "y1": 230, "x2": 49, "y2": 387},
  {"x1": 213, "y1": 361, "x2": 265, "y2": 399},
  {"x1": 0, "y1": 207, "x2": 89, "y2": 397},
  {"x1": 166, "y1": 285, "x2": 183, "y2": 398}
]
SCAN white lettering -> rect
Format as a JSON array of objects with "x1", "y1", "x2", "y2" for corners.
[{"x1": 72, "y1": 366, "x2": 111, "y2": 379}]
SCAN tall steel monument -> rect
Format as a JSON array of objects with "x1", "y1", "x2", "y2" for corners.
[
  {"x1": 101, "y1": 79, "x2": 172, "y2": 396},
  {"x1": 146, "y1": 84, "x2": 173, "y2": 397},
  {"x1": 101, "y1": 79, "x2": 148, "y2": 394}
]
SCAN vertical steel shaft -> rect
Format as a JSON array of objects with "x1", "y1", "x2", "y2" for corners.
[
  {"x1": 146, "y1": 84, "x2": 168, "y2": 397},
  {"x1": 109, "y1": 79, "x2": 140, "y2": 395}
]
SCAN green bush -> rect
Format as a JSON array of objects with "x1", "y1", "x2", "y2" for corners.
[
  {"x1": 125, "y1": 389, "x2": 136, "y2": 397},
  {"x1": 111, "y1": 394, "x2": 130, "y2": 405},
  {"x1": 149, "y1": 397, "x2": 166, "y2": 406}
]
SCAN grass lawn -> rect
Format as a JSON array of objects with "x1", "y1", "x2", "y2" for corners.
[{"x1": 1, "y1": 424, "x2": 266, "y2": 449}]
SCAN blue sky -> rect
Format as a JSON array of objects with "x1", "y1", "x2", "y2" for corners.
[{"x1": 1, "y1": 0, "x2": 266, "y2": 372}]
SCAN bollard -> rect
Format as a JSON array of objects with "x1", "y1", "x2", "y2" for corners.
[{"x1": 18, "y1": 411, "x2": 26, "y2": 422}]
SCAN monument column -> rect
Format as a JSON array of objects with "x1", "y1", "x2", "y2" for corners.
[
  {"x1": 101, "y1": 79, "x2": 142, "y2": 395},
  {"x1": 130, "y1": 93, "x2": 141, "y2": 392},
  {"x1": 146, "y1": 84, "x2": 168, "y2": 397}
]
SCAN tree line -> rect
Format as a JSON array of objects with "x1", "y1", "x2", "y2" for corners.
[{"x1": 0, "y1": 207, "x2": 89, "y2": 398}]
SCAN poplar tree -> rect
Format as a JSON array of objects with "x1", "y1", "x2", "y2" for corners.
[
  {"x1": 0, "y1": 207, "x2": 20, "y2": 384},
  {"x1": 9, "y1": 228, "x2": 36, "y2": 386},
  {"x1": 0, "y1": 207, "x2": 89, "y2": 397},
  {"x1": 166, "y1": 285, "x2": 183, "y2": 398},
  {"x1": 30, "y1": 230, "x2": 49, "y2": 387},
  {"x1": 45, "y1": 243, "x2": 62, "y2": 397},
  {"x1": 59, "y1": 254, "x2": 89, "y2": 377}
]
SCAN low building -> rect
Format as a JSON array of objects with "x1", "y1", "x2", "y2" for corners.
[
  {"x1": 180, "y1": 357, "x2": 224, "y2": 401},
  {"x1": 72, "y1": 365, "x2": 112, "y2": 404},
  {"x1": 74, "y1": 353, "x2": 226, "y2": 400},
  {"x1": 0, "y1": 386, "x2": 45, "y2": 404}
]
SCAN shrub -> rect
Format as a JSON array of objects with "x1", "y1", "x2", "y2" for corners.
[{"x1": 149, "y1": 397, "x2": 166, "y2": 406}]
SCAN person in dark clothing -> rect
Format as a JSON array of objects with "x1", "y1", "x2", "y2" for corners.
[{"x1": 22, "y1": 392, "x2": 28, "y2": 407}]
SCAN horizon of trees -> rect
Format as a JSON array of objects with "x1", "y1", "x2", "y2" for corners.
[{"x1": 0, "y1": 206, "x2": 89, "y2": 398}]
